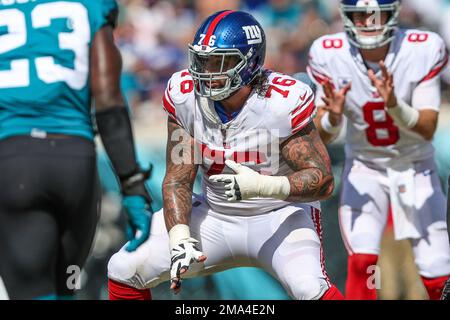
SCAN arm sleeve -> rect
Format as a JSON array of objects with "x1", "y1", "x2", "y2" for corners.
[
  {"x1": 307, "y1": 40, "x2": 333, "y2": 86},
  {"x1": 418, "y1": 35, "x2": 448, "y2": 84},
  {"x1": 307, "y1": 40, "x2": 332, "y2": 108},
  {"x1": 412, "y1": 76, "x2": 442, "y2": 111},
  {"x1": 409, "y1": 34, "x2": 448, "y2": 111}
]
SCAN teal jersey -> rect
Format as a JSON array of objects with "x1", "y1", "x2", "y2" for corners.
[{"x1": 0, "y1": 0, "x2": 118, "y2": 140}]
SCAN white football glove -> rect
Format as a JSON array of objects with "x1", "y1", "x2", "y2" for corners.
[
  {"x1": 209, "y1": 160, "x2": 291, "y2": 201},
  {"x1": 169, "y1": 225, "x2": 206, "y2": 294}
]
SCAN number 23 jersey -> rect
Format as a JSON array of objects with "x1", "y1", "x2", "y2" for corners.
[
  {"x1": 0, "y1": 0, "x2": 117, "y2": 140},
  {"x1": 308, "y1": 29, "x2": 448, "y2": 167}
]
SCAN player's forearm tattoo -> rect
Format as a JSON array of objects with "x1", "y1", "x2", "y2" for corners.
[
  {"x1": 163, "y1": 120, "x2": 198, "y2": 231},
  {"x1": 281, "y1": 122, "x2": 334, "y2": 202}
]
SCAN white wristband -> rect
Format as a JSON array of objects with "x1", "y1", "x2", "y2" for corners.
[
  {"x1": 386, "y1": 99, "x2": 419, "y2": 129},
  {"x1": 320, "y1": 111, "x2": 342, "y2": 135},
  {"x1": 258, "y1": 175, "x2": 291, "y2": 201},
  {"x1": 169, "y1": 224, "x2": 190, "y2": 251}
]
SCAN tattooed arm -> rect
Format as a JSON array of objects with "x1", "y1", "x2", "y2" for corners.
[
  {"x1": 162, "y1": 118, "x2": 198, "y2": 232},
  {"x1": 163, "y1": 118, "x2": 206, "y2": 293},
  {"x1": 281, "y1": 122, "x2": 334, "y2": 202}
]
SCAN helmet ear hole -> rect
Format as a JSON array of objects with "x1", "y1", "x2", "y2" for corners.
[
  {"x1": 345, "y1": 11, "x2": 353, "y2": 22},
  {"x1": 249, "y1": 54, "x2": 261, "y2": 73}
]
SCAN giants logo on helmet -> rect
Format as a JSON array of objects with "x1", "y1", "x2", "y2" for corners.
[{"x1": 242, "y1": 25, "x2": 262, "y2": 45}]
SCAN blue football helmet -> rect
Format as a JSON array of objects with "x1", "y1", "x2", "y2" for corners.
[
  {"x1": 188, "y1": 10, "x2": 266, "y2": 101},
  {"x1": 340, "y1": 0, "x2": 401, "y2": 49}
]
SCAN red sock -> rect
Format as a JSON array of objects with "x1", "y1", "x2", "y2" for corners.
[
  {"x1": 108, "y1": 279, "x2": 152, "y2": 300},
  {"x1": 345, "y1": 253, "x2": 379, "y2": 300},
  {"x1": 320, "y1": 285, "x2": 345, "y2": 300},
  {"x1": 421, "y1": 275, "x2": 450, "y2": 300}
]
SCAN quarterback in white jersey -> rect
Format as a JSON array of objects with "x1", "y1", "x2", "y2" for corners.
[
  {"x1": 107, "y1": 10, "x2": 344, "y2": 300},
  {"x1": 309, "y1": 0, "x2": 450, "y2": 299}
]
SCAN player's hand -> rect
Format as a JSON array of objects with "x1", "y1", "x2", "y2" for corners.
[
  {"x1": 322, "y1": 79, "x2": 351, "y2": 116},
  {"x1": 121, "y1": 166, "x2": 153, "y2": 252},
  {"x1": 368, "y1": 61, "x2": 397, "y2": 108},
  {"x1": 209, "y1": 160, "x2": 261, "y2": 201},
  {"x1": 170, "y1": 237, "x2": 206, "y2": 294}
]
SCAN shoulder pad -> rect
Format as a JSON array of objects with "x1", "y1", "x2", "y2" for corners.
[{"x1": 264, "y1": 72, "x2": 316, "y2": 137}]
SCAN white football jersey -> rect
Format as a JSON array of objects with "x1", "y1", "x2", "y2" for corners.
[
  {"x1": 308, "y1": 29, "x2": 448, "y2": 168},
  {"x1": 162, "y1": 70, "x2": 319, "y2": 215}
]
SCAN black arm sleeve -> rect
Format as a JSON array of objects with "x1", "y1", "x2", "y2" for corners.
[{"x1": 95, "y1": 106, "x2": 139, "y2": 181}]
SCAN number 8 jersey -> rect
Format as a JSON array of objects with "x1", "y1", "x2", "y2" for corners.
[
  {"x1": 0, "y1": 0, "x2": 118, "y2": 140},
  {"x1": 308, "y1": 29, "x2": 448, "y2": 168}
]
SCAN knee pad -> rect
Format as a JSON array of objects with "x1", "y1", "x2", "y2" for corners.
[
  {"x1": 107, "y1": 252, "x2": 138, "y2": 282},
  {"x1": 290, "y1": 277, "x2": 329, "y2": 300}
]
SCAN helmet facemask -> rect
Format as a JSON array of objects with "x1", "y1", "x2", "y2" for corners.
[
  {"x1": 188, "y1": 45, "x2": 248, "y2": 101},
  {"x1": 340, "y1": 2, "x2": 400, "y2": 49}
]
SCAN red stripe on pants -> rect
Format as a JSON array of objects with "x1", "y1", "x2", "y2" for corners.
[{"x1": 108, "y1": 279, "x2": 152, "y2": 300}]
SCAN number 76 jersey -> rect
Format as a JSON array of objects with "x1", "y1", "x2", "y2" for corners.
[
  {"x1": 0, "y1": 0, "x2": 117, "y2": 140},
  {"x1": 308, "y1": 29, "x2": 448, "y2": 167},
  {"x1": 163, "y1": 70, "x2": 319, "y2": 216}
]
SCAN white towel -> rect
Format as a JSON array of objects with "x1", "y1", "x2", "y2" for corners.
[{"x1": 387, "y1": 164, "x2": 422, "y2": 240}]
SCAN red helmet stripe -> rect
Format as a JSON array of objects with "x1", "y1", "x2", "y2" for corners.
[{"x1": 203, "y1": 10, "x2": 234, "y2": 46}]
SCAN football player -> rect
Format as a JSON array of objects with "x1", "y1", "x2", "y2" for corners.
[
  {"x1": 308, "y1": 0, "x2": 450, "y2": 299},
  {"x1": 107, "y1": 10, "x2": 344, "y2": 300},
  {"x1": 0, "y1": 0, "x2": 152, "y2": 299}
]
